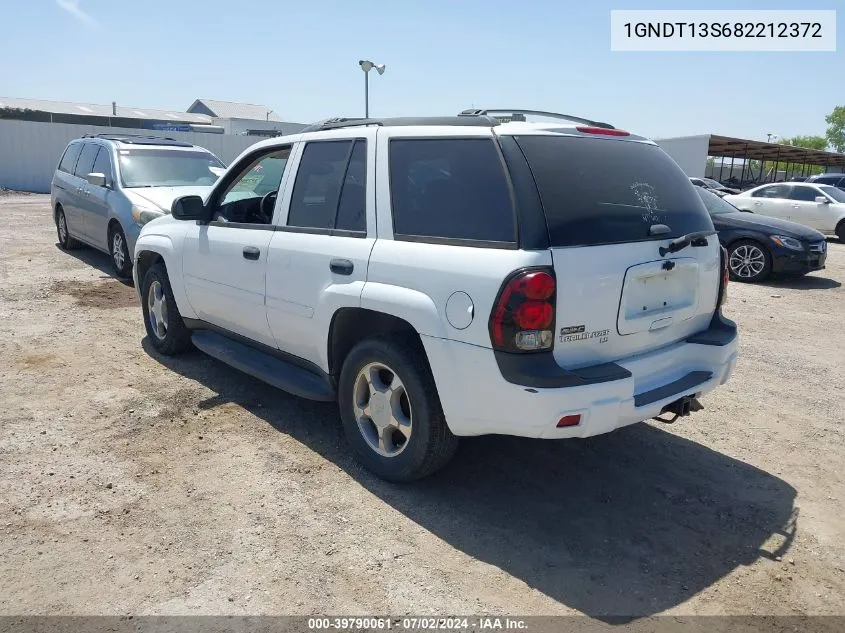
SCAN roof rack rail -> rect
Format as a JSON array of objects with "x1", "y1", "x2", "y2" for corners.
[
  {"x1": 298, "y1": 118, "x2": 383, "y2": 134},
  {"x1": 298, "y1": 115, "x2": 502, "y2": 134},
  {"x1": 81, "y1": 133, "x2": 193, "y2": 147},
  {"x1": 458, "y1": 108, "x2": 616, "y2": 130}
]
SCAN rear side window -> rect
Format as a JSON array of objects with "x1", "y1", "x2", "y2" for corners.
[
  {"x1": 752, "y1": 184, "x2": 790, "y2": 199},
  {"x1": 790, "y1": 186, "x2": 821, "y2": 202},
  {"x1": 287, "y1": 140, "x2": 367, "y2": 233},
  {"x1": 514, "y1": 135, "x2": 712, "y2": 247},
  {"x1": 74, "y1": 143, "x2": 100, "y2": 178},
  {"x1": 389, "y1": 138, "x2": 516, "y2": 244},
  {"x1": 58, "y1": 143, "x2": 82, "y2": 173}
]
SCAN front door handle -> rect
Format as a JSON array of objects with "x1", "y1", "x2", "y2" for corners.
[
  {"x1": 243, "y1": 246, "x2": 261, "y2": 261},
  {"x1": 330, "y1": 258, "x2": 354, "y2": 275}
]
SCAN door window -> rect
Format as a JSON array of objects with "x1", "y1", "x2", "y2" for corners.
[
  {"x1": 287, "y1": 139, "x2": 367, "y2": 234},
  {"x1": 216, "y1": 147, "x2": 292, "y2": 224},
  {"x1": 91, "y1": 147, "x2": 113, "y2": 187},
  {"x1": 751, "y1": 184, "x2": 791, "y2": 199},
  {"x1": 789, "y1": 186, "x2": 821, "y2": 202},
  {"x1": 74, "y1": 143, "x2": 100, "y2": 179}
]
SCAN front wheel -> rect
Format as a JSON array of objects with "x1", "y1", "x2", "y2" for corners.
[
  {"x1": 836, "y1": 221, "x2": 845, "y2": 243},
  {"x1": 727, "y1": 240, "x2": 772, "y2": 283},
  {"x1": 141, "y1": 263, "x2": 192, "y2": 355},
  {"x1": 109, "y1": 224, "x2": 132, "y2": 278},
  {"x1": 338, "y1": 335, "x2": 458, "y2": 482}
]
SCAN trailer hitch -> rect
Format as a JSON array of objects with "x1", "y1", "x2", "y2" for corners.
[{"x1": 653, "y1": 395, "x2": 703, "y2": 424}]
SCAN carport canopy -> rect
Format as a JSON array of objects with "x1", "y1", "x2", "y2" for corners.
[{"x1": 709, "y1": 135, "x2": 845, "y2": 168}]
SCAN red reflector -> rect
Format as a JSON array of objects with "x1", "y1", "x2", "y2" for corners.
[
  {"x1": 557, "y1": 414, "x2": 581, "y2": 428},
  {"x1": 520, "y1": 271, "x2": 555, "y2": 300},
  {"x1": 576, "y1": 126, "x2": 630, "y2": 136},
  {"x1": 514, "y1": 301, "x2": 553, "y2": 330}
]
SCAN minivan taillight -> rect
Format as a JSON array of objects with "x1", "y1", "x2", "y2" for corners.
[
  {"x1": 490, "y1": 268, "x2": 556, "y2": 352},
  {"x1": 717, "y1": 245, "x2": 729, "y2": 308}
]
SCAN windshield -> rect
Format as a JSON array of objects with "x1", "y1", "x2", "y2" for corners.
[
  {"x1": 514, "y1": 135, "x2": 713, "y2": 247},
  {"x1": 819, "y1": 185, "x2": 845, "y2": 203},
  {"x1": 703, "y1": 178, "x2": 726, "y2": 189},
  {"x1": 118, "y1": 149, "x2": 225, "y2": 188},
  {"x1": 696, "y1": 186, "x2": 739, "y2": 215}
]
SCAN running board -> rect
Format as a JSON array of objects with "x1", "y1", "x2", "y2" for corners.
[{"x1": 191, "y1": 330, "x2": 336, "y2": 402}]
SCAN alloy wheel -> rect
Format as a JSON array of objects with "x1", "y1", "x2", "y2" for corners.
[
  {"x1": 352, "y1": 362, "x2": 413, "y2": 457},
  {"x1": 112, "y1": 232, "x2": 125, "y2": 271},
  {"x1": 147, "y1": 280, "x2": 168, "y2": 340},
  {"x1": 729, "y1": 244, "x2": 765, "y2": 279}
]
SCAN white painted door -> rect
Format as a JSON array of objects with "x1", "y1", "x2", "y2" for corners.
[
  {"x1": 265, "y1": 132, "x2": 377, "y2": 369},
  {"x1": 182, "y1": 145, "x2": 294, "y2": 347},
  {"x1": 749, "y1": 184, "x2": 792, "y2": 220}
]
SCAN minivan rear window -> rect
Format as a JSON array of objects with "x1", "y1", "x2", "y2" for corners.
[{"x1": 514, "y1": 135, "x2": 713, "y2": 247}]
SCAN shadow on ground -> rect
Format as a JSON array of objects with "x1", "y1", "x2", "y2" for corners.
[
  {"x1": 144, "y1": 339, "x2": 798, "y2": 621},
  {"x1": 762, "y1": 274, "x2": 841, "y2": 290},
  {"x1": 55, "y1": 242, "x2": 133, "y2": 287}
]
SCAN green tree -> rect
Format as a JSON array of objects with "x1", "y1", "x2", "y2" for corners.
[
  {"x1": 782, "y1": 135, "x2": 828, "y2": 150},
  {"x1": 825, "y1": 106, "x2": 845, "y2": 153}
]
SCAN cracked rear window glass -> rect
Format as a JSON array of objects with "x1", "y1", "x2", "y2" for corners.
[{"x1": 514, "y1": 135, "x2": 713, "y2": 247}]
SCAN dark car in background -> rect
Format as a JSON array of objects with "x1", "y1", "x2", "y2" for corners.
[
  {"x1": 695, "y1": 187, "x2": 827, "y2": 283},
  {"x1": 689, "y1": 177, "x2": 739, "y2": 196},
  {"x1": 805, "y1": 172, "x2": 845, "y2": 191}
]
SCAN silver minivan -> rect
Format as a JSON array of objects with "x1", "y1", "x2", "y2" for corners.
[{"x1": 51, "y1": 134, "x2": 225, "y2": 277}]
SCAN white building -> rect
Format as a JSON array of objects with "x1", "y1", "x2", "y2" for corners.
[{"x1": 187, "y1": 99, "x2": 305, "y2": 137}]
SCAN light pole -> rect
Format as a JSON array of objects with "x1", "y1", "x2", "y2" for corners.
[{"x1": 358, "y1": 59, "x2": 385, "y2": 119}]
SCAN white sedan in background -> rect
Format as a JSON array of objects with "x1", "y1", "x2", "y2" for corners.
[{"x1": 724, "y1": 183, "x2": 845, "y2": 241}]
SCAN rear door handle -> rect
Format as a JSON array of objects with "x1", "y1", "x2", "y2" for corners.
[
  {"x1": 243, "y1": 246, "x2": 261, "y2": 261},
  {"x1": 330, "y1": 258, "x2": 354, "y2": 275}
]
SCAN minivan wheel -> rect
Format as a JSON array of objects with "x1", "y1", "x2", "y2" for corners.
[
  {"x1": 109, "y1": 224, "x2": 132, "y2": 278},
  {"x1": 141, "y1": 263, "x2": 192, "y2": 355},
  {"x1": 56, "y1": 207, "x2": 81, "y2": 250},
  {"x1": 728, "y1": 240, "x2": 772, "y2": 283},
  {"x1": 338, "y1": 334, "x2": 458, "y2": 482}
]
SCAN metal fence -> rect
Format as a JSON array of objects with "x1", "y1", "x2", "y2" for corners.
[{"x1": 0, "y1": 120, "x2": 264, "y2": 193}]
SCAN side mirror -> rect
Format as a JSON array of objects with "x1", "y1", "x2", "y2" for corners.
[
  {"x1": 815, "y1": 196, "x2": 830, "y2": 204},
  {"x1": 171, "y1": 195, "x2": 209, "y2": 221},
  {"x1": 86, "y1": 172, "x2": 107, "y2": 187}
]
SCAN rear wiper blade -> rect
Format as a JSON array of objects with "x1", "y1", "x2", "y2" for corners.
[{"x1": 659, "y1": 230, "x2": 715, "y2": 257}]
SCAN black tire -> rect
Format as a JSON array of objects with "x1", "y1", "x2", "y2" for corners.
[
  {"x1": 108, "y1": 223, "x2": 132, "y2": 279},
  {"x1": 140, "y1": 262, "x2": 192, "y2": 355},
  {"x1": 338, "y1": 334, "x2": 458, "y2": 482},
  {"x1": 836, "y1": 221, "x2": 845, "y2": 243},
  {"x1": 55, "y1": 207, "x2": 81, "y2": 250},
  {"x1": 727, "y1": 239, "x2": 772, "y2": 283}
]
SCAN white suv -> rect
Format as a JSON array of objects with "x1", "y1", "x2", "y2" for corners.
[{"x1": 133, "y1": 109, "x2": 738, "y2": 482}]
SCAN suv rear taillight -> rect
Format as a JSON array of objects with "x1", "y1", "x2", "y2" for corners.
[
  {"x1": 489, "y1": 268, "x2": 556, "y2": 352},
  {"x1": 717, "y1": 245, "x2": 729, "y2": 308}
]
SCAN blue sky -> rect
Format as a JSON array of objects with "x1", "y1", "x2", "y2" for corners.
[{"x1": 2, "y1": 0, "x2": 842, "y2": 140}]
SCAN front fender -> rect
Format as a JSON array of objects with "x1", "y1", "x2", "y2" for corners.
[{"x1": 133, "y1": 231, "x2": 196, "y2": 320}]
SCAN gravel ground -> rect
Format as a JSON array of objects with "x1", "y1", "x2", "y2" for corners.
[{"x1": 0, "y1": 194, "x2": 843, "y2": 619}]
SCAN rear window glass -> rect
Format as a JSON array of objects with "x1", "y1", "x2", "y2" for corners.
[
  {"x1": 58, "y1": 143, "x2": 82, "y2": 173},
  {"x1": 389, "y1": 138, "x2": 516, "y2": 244},
  {"x1": 514, "y1": 135, "x2": 713, "y2": 247}
]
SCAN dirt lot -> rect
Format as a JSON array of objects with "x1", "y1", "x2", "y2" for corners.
[{"x1": 0, "y1": 194, "x2": 843, "y2": 618}]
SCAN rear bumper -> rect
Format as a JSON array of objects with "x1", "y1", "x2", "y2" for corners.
[{"x1": 424, "y1": 314, "x2": 738, "y2": 439}]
